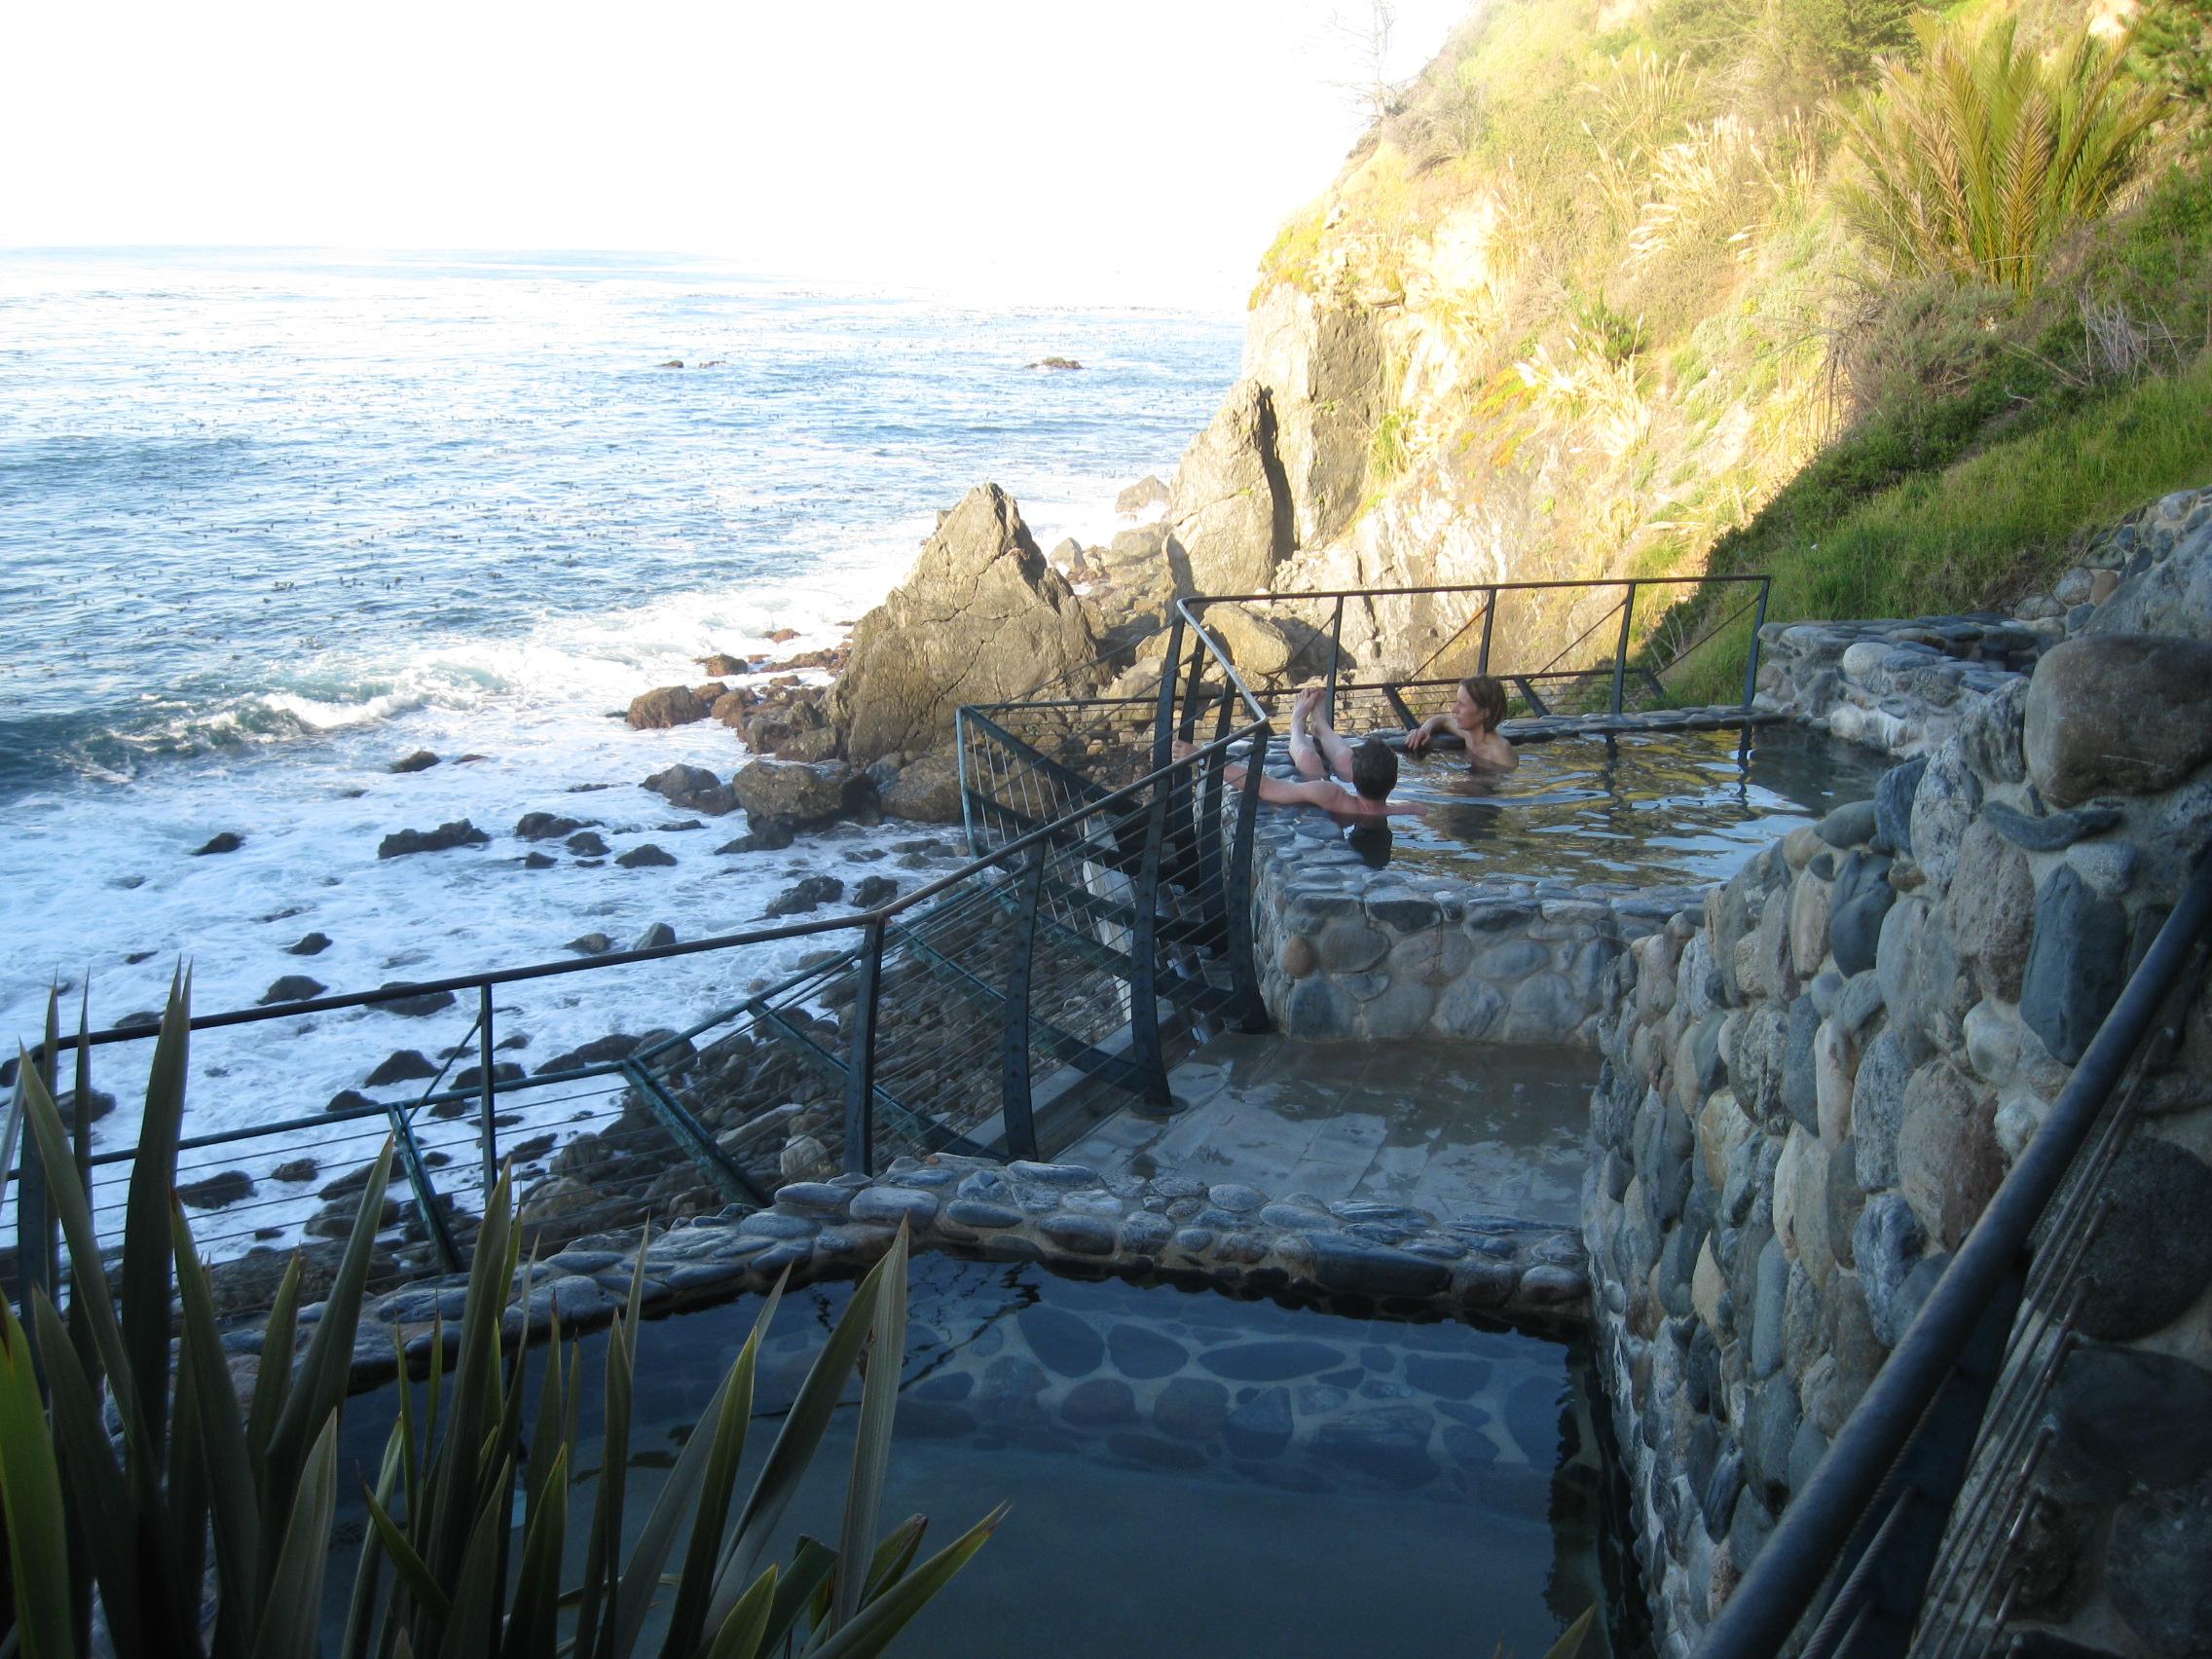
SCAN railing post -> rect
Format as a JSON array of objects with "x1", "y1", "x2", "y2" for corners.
[
  {"x1": 1223, "y1": 728, "x2": 1273, "y2": 1033},
  {"x1": 1151, "y1": 611, "x2": 1187, "y2": 772},
  {"x1": 1742, "y1": 575, "x2": 1773, "y2": 712},
  {"x1": 1325, "y1": 596, "x2": 1346, "y2": 725},
  {"x1": 1477, "y1": 587, "x2": 1496, "y2": 678},
  {"x1": 1610, "y1": 581, "x2": 1637, "y2": 716},
  {"x1": 998, "y1": 848, "x2": 1047, "y2": 1161},
  {"x1": 843, "y1": 918, "x2": 885, "y2": 1176},
  {"x1": 1125, "y1": 772, "x2": 1178, "y2": 1109},
  {"x1": 477, "y1": 984, "x2": 498, "y2": 1198}
]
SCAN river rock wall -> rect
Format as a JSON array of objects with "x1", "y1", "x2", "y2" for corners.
[
  {"x1": 1752, "y1": 486, "x2": 2212, "y2": 760},
  {"x1": 1584, "y1": 614, "x2": 2212, "y2": 1654}
]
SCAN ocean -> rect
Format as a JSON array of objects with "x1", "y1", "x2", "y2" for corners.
[{"x1": 0, "y1": 247, "x2": 1239, "y2": 1157}]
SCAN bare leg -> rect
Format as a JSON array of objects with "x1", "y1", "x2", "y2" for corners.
[
  {"x1": 1288, "y1": 687, "x2": 1329, "y2": 779},
  {"x1": 1309, "y1": 705, "x2": 1359, "y2": 783}
]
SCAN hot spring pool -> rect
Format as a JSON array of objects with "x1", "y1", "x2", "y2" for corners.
[
  {"x1": 1341, "y1": 723, "x2": 1891, "y2": 886},
  {"x1": 329, "y1": 1253, "x2": 1647, "y2": 1657}
]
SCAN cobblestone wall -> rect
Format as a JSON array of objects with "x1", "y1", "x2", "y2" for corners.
[
  {"x1": 1247, "y1": 810, "x2": 1689, "y2": 1047},
  {"x1": 1585, "y1": 604, "x2": 2212, "y2": 1654},
  {"x1": 1753, "y1": 486, "x2": 2212, "y2": 759}
]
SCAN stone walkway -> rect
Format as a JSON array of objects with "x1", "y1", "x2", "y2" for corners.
[{"x1": 1059, "y1": 1032, "x2": 1598, "y2": 1227}]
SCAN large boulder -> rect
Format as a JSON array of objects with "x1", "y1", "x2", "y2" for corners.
[
  {"x1": 1166, "y1": 381, "x2": 1293, "y2": 595},
  {"x1": 881, "y1": 750, "x2": 963, "y2": 824},
  {"x1": 643, "y1": 763, "x2": 738, "y2": 816},
  {"x1": 731, "y1": 759, "x2": 873, "y2": 831},
  {"x1": 830, "y1": 485, "x2": 1099, "y2": 765},
  {"x1": 627, "y1": 684, "x2": 711, "y2": 729},
  {"x1": 2024, "y1": 634, "x2": 2212, "y2": 807},
  {"x1": 1243, "y1": 284, "x2": 1383, "y2": 550}
]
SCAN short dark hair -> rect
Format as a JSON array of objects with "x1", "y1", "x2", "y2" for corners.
[
  {"x1": 1350, "y1": 737, "x2": 1398, "y2": 800},
  {"x1": 1458, "y1": 675, "x2": 1508, "y2": 733}
]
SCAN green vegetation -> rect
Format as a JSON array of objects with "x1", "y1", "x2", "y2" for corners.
[
  {"x1": 0, "y1": 981, "x2": 998, "y2": 1659},
  {"x1": 1836, "y1": 18, "x2": 2162, "y2": 295},
  {"x1": 1246, "y1": 0, "x2": 2205, "y2": 640}
]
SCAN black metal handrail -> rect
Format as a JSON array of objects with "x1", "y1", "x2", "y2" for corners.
[
  {"x1": 1703, "y1": 843, "x2": 2212, "y2": 1656},
  {"x1": 1179, "y1": 572, "x2": 1773, "y2": 723}
]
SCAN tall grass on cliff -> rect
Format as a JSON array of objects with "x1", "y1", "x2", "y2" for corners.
[{"x1": 1836, "y1": 17, "x2": 2163, "y2": 296}]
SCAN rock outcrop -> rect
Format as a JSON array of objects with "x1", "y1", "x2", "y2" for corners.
[
  {"x1": 1165, "y1": 382, "x2": 1294, "y2": 596},
  {"x1": 731, "y1": 758, "x2": 873, "y2": 832},
  {"x1": 830, "y1": 484, "x2": 1099, "y2": 765}
]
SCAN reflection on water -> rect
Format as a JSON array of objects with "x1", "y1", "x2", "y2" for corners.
[
  {"x1": 1382, "y1": 724, "x2": 1892, "y2": 885},
  {"x1": 328, "y1": 1255, "x2": 1650, "y2": 1657}
]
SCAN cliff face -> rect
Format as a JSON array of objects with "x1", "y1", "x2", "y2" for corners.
[{"x1": 1144, "y1": 0, "x2": 2212, "y2": 678}]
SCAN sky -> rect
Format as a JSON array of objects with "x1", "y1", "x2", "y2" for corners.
[{"x1": 3, "y1": 0, "x2": 1473, "y2": 311}]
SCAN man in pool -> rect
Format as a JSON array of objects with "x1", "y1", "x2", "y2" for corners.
[
  {"x1": 1405, "y1": 674, "x2": 1519, "y2": 772},
  {"x1": 1170, "y1": 687, "x2": 1423, "y2": 820}
]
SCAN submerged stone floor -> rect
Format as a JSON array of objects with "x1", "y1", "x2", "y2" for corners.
[{"x1": 1061, "y1": 1033, "x2": 1598, "y2": 1227}]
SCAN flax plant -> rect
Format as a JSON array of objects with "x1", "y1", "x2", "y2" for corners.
[
  {"x1": 1835, "y1": 18, "x2": 2163, "y2": 296},
  {"x1": 0, "y1": 980, "x2": 999, "y2": 1659}
]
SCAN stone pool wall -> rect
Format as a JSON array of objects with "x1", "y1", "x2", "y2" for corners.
[
  {"x1": 282, "y1": 1153, "x2": 1591, "y2": 1393},
  {"x1": 1584, "y1": 617, "x2": 2212, "y2": 1655},
  {"x1": 1249, "y1": 808, "x2": 1692, "y2": 1048},
  {"x1": 1752, "y1": 485, "x2": 2212, "y2": 760}
]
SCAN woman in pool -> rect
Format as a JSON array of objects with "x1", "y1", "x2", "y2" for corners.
[{"x1": 1405, "y1": 675, "x2": 1518, "y2": 772}]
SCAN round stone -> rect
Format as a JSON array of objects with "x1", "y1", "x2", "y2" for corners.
[
  {"x1": 1222, "y1": 1385, "x2": 1295, "y2": 1458},
  {"x1": 1058, "y1": 1377, "x2": 1138, "y2": 1428},
  {"x1": 1198, "y1": 1339, "x2": 1347, "y2": 1382},
  {"x1": 2108, "y1": 1467, "x2": 2212, "y2": 1656},
  {"x1": 1105, "y1": 1323, "x2": 1187, "y2": 1381},
  {"x1": 1312, "y1": 1405, "x2": 1441, "y2": 1490},
  {"x1": 1280, "y1": 935, "x2": 1318, "y2": 978},
  {"x1": 1152, "y1": 1377, "x2": 1231, "y2": 1441},
  {"x1": 1897, "y1": 1059, "x2": 2002, "y2": 1251},
  {"x1": 2026, "y1": 634, "x2": 2212, "y2": 806},
  {"x1": 2048, "y1": 1134, "x2": 2212, "y2": 1342},
  {"x1": 1016, "y1": 1305, "x2": 1106, "y2": 1379}
]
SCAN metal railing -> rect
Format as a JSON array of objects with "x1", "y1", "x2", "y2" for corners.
[
  {"x1": 7, "y1": 570, "x2": 1773, "y2": 1319},
  {"x1": 5, "y1": 614, "x2": 1277, "y2": 1310},
  {"x1": 1175, "y1": 573, "x2": 1772, "y2": 736},
  {"x1": 1703, "y1": 843, "x2": 2212, "y2": 1657}
]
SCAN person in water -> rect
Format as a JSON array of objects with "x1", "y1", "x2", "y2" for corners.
[
  {"x1": 1405, "y1": 674, "x2": 1519, "y2": 772},
  {"x1": 1170, "y1": 687, "x2": 1422, "y2": 820}
]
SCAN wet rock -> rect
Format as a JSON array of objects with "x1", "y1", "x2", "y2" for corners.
[
  {"x1": 1014, "y1": 1305, "x2": 1105, "y2": 1379},
  {"x1": 632, "y1": 922, "x2": 676, "y2": 949},
  {"x1": 852, "y1": 874, "x2": 900, "y2": 908},
  {"x1": 324, "y1": 1088, "x2": 376, "y2": 1115},
  {"x1": 2025, "y1": 634, "x2": 2212, "y2": 806},
  {"x1": 565, "y1": 830, "x2": 610, "y2": 857},
  {"x1": 643, "y1": 763, "x2": 736, "y2": 817},
  {"x1": 378, "y1": 821, "x2": 489, "y2": 859},
  {"x1": 195, "y1": 831, "x2": 244, "y2": 856},
  {"x1": 1199, "y1": 1339, "x2": 1346, "y2": 1383},
  {"x1": 1816, "y1": 800, "x2": 1877, "y2": 848},
  {"x1": 390, "y1": 750, "x2": 440, "y2": 773},
  {"x1": 176, "y1": 1169, "x2": 255, "y2": 1209},
  {"x1": 732, "y1": 759, "x2": 873, "y2": 831},
  {"x1": 879, "y1": 750, "x2": 962, "y2": 824},
  {"x1": 614, "y1": 843, "x2": 677, "y2": 868},
  {"x1": 364, "y1": 1049, "x2": 437, "y2": 1087},
  {"x1": 377, "y1": 984, "x2": 457, "y2": 1017},
  {"x1": 1060, "y1": 1378, "x2": 1138, "y2": 1428},
  {"x1": 566, "y1": 933, "x2": 612, "y2": 956},
  {"x1": 260, "y1": 975, "x2": 326, "y2": 1006},
  {"x1": 287, "y1": 932, "x2": 332, "y2": 956},
  {"x1": 626, "y1": 685, "x2": 710, "y2": 729},
  {"x1": 764, "y1": 875, "x2": 844, "y2": 917},
  {"x1": 1040, "y1": 1213, "x2": 1117, "y2": 1256},
  {"x1": 1153, "y1": 1377, "x2": 1230, "y2": 1441}
]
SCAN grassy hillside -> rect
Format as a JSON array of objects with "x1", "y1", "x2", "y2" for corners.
[{"x1": 1253, "y1": 0, "x2": 2212, "y2": 664}]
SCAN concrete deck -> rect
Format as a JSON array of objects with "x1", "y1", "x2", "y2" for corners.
[{"x1": 1059, "y1": 1031, "x2": 1599, "y2": 1227}]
